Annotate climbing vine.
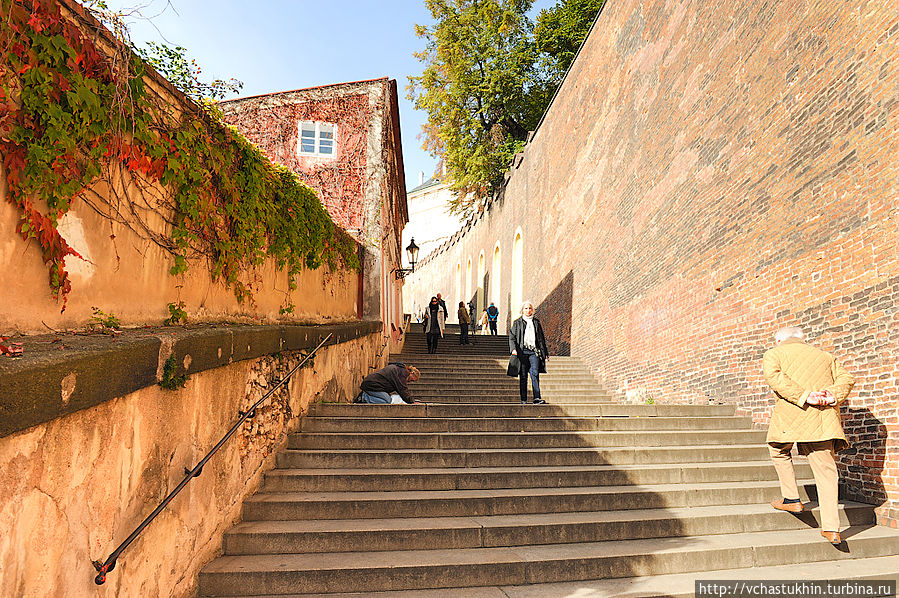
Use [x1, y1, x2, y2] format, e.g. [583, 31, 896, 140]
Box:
[0, 0, 358, 311]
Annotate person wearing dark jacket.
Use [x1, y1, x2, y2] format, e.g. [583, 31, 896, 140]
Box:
[359, 363, 421, 404]
[508, 300, 548, 404]
[422, 296, 446, 353]
[486, 302, 499, 335]
[436, 293, 449, 318]
[457, 301, 471, 344]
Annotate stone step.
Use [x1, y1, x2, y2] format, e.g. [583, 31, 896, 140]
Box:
[262, 453, 780, 491]
[414, 390, 612, 404]
[410, 363, 593, 371]
[409, 386, 608, 395]
[222, 502, 874, 555]
[307, 403, 737, 418]
[277, 438, 769, 468]
[197, 526, 899, 595]
[299, 416, 753, 433]
[241, 479, 817, 521]
[395, 354, 586, 362]
[215, 555, 899, 598]
[288, 430, 767, 450]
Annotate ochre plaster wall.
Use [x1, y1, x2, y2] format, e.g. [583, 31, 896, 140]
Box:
[405, 0, 899, 518]
[0, 167, 358, 334]
[0, 331, 381, 598]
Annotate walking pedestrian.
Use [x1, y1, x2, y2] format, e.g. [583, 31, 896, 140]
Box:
[508, 301, 548, 404]
[422, 296, 445, 354]
[457, 301, 471, 345]
[478, 309, 488, 335]
[468, 301, 477, 340]
[487, 302, 499, 335]
[436, 293, 449, 319]
[762, 326, 855, 546]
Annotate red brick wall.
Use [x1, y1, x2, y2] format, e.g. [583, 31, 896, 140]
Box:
[406, 0, 899, 517]
[221, 89, 373, 232]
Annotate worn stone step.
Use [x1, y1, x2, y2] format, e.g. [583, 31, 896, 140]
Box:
[287, 430, 765, 451]
[197, 526, 899, 595]
[263, 453, 781, 491]
[411, 392, 614, 402]
[307, 403, 737, 418]
[288, 430, 767, 450]
[222, 502, 875, 555]
[411, 386, 607, 395]
[278, 438, 768, 468]
[221, 555, 899, 598]
[299, 416, 752, 433]
[242, 479, 817, 521]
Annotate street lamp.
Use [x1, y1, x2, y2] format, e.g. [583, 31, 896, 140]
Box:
[394, 237, 420, 279]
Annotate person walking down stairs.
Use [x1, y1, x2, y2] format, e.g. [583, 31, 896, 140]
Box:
[509, 300, 548, 404]
[422, 296, 445, 354]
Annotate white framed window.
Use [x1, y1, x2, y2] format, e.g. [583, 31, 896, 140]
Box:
[297, 121, 337, 157]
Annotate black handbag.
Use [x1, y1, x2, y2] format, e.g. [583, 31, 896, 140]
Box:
[507, 355, 520, 377]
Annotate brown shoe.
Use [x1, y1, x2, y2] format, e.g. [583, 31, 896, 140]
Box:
[821, 530, 842, 545]
[770, 498, 803, 513]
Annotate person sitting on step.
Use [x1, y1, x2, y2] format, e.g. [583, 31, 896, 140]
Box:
[357, 363, 421, 404]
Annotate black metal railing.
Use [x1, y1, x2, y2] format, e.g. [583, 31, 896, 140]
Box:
[92, 333, 332, 585]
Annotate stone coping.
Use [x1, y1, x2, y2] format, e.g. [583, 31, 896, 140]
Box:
[0, 320, 381, 438]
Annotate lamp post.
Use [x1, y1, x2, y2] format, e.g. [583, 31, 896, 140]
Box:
[394, 238, 420, 279]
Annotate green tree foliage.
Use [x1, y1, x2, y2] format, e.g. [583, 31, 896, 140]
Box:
[408, 0, 551, 214]
[534, 0, 605, 79]
[410, 0, 605, 214]
[137, 42, 243, 101]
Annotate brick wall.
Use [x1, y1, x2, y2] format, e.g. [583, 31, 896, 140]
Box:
[405, 0, 899, 517]
[221, 84, 376, 232]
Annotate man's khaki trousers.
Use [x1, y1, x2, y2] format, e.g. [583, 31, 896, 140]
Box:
[768, 440, 839, 531]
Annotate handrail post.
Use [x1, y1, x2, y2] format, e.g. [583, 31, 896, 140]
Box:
[92, 333, 332, 585]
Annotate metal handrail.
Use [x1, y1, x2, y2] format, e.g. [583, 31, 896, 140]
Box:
[92, 333, 333, 585]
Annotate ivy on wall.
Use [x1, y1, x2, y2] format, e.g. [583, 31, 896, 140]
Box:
[0, 0, 358, 311]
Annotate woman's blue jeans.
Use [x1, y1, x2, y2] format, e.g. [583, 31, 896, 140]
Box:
[360, 390, 392, 404]
[519, 349, 541, 401]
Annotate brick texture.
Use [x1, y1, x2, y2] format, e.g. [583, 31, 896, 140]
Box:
[405, 0, 899, 517]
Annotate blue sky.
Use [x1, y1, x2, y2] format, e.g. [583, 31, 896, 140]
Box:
[102, 0, 554, 190]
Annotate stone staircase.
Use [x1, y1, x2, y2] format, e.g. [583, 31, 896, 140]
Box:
[199, 329, 899, 596]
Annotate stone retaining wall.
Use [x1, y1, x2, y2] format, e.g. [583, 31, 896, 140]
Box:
[0, 321, 384, 597]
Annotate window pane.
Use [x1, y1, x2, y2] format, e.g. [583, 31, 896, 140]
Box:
[301, 129, 315, 139]
[320, 130, 333, 140]
[319, 140, 333, 154]
[301, 141, 315, 152]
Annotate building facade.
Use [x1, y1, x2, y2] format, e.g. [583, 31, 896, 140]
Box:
[401, 172, 466, 320]
[221, 78, 408, 338]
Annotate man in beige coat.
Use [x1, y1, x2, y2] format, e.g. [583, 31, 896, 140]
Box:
[763, 326, 855, 545]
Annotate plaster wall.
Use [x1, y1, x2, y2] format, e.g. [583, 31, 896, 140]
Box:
[405, 0, 899, 517]
[0, 331, 381, 598]
[0, 152, 358, 337]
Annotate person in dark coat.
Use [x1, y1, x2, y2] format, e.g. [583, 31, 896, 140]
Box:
[508, 300, 548, 404]
[358, 363, 421, 404]
[457, 301, 471, 344]
[422, 296, 445, 354]
[486, 302, 499, 335]
[436, 293, 449, 319]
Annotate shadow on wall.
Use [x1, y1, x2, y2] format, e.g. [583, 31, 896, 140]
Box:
[536, 270, 574, 357]
[839, 407, 888, 507]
